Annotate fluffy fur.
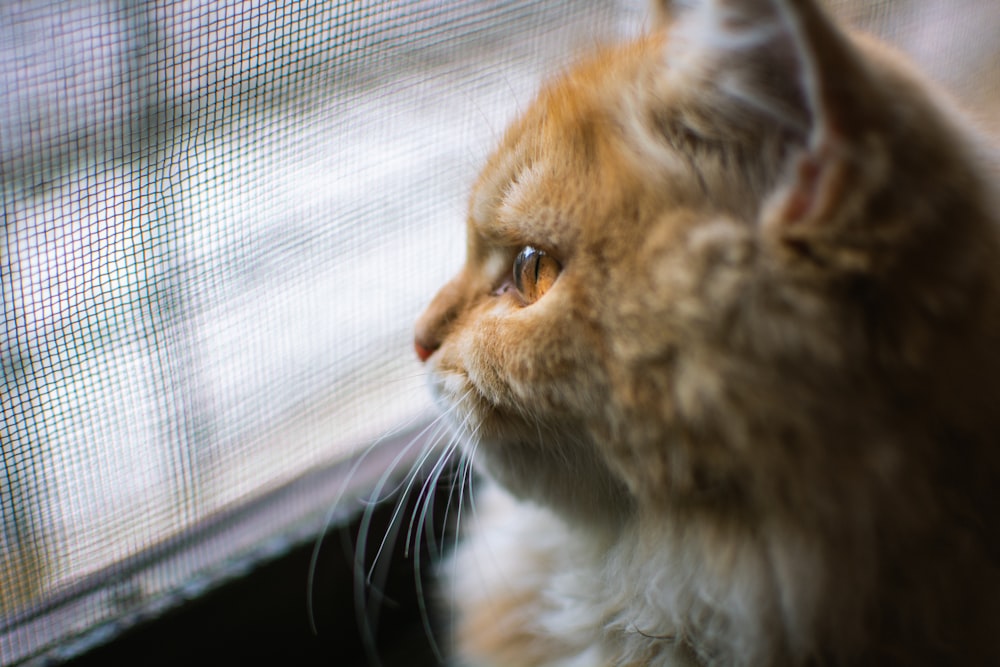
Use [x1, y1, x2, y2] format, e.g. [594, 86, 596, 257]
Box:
[415, 0, 1000, 664]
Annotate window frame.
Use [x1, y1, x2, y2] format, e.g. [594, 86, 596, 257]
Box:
[4, 428, 453, 667]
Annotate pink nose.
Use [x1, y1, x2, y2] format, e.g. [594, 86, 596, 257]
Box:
[415, 339, 437, 363]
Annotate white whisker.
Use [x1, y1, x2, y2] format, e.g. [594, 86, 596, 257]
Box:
[365, 421, 452, 581]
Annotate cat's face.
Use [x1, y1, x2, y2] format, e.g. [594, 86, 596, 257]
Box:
[416, 0, 999, 522]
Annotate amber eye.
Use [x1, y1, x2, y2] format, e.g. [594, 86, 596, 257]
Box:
[513, 246, 561, 304]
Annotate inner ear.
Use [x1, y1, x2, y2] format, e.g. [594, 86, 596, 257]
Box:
[769, 139, 854, 229]
[769, 0, 880, 226]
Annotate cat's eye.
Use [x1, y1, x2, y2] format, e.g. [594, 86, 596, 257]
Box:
[512, 246, 560, 304]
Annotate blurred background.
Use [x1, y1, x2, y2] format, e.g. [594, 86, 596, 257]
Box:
[1, 0, 997, 664]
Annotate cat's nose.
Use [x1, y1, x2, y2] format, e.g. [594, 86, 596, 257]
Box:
[414, 338, 438, 363]
[414, 309, 443, 362]
[414, 315, 443, 363]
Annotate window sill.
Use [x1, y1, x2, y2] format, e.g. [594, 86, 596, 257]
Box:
[8, 426, 451, 666]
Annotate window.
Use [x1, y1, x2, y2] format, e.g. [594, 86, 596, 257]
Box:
[1, 0, 996, 664]
[1, 1, 643, 663]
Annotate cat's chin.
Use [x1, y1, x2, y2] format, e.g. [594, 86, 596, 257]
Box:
[428, 368, 632, 524]
[465, 431, 633, 527]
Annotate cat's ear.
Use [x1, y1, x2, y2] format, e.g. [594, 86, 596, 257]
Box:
[664, 0, 876, 137]
[757, 0, 882, 232]
[665, 0, 885, 230]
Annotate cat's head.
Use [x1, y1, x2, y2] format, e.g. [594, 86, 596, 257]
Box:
[415, 0, 1000, 524]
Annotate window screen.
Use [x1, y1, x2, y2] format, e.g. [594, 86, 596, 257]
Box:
[0, 1, 644, 661]
[1, 0, 997, 664]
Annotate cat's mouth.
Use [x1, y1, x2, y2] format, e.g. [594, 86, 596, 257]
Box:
[427, 350, 558, 460]
[428, 367, 513, 445]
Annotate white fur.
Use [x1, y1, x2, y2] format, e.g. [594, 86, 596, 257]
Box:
[447, 482, 823, 666]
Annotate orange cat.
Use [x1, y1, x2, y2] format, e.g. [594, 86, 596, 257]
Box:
[415, 0, 1000, 664]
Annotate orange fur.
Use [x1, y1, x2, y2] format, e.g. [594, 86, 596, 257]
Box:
[417, 1, 1000, 665]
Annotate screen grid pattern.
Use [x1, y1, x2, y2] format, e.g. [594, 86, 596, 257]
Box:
[1, 1, 640, 661]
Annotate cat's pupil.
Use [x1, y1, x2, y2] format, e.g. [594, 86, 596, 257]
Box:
[515, 247, 536, 285]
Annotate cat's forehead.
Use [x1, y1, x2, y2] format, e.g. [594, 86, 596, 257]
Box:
[468, 43, 660, 251]
[468, 133, 580, 253]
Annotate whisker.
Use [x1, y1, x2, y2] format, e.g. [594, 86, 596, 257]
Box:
[353, 389, 475, 663]
[307, 407, 451, 635]
[437, 444, 467, 562]
[406, 392, 476, 559]
[410, 419, 478, 665]
[412, 433, 463, 561]
[445, 434, 480, 659]
[339, 384, 476, 663]
[352, 431, 441, 665]
[410, 446, 457, 665]
[356, 420, 452, 510]
[364, 420, 453, 582]
[407, 393, 478, 663]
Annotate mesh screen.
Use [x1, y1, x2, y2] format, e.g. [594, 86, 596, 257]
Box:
[0, 1, 643, 660]
[1, 0, 997, 663]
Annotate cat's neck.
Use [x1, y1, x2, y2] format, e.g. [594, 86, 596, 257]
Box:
[475, 433, 634, 528]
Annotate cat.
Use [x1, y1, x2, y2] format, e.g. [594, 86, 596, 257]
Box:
[414, 0, 1000, 664]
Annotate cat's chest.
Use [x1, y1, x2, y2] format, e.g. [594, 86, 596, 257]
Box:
[445, 485, 785, 667]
